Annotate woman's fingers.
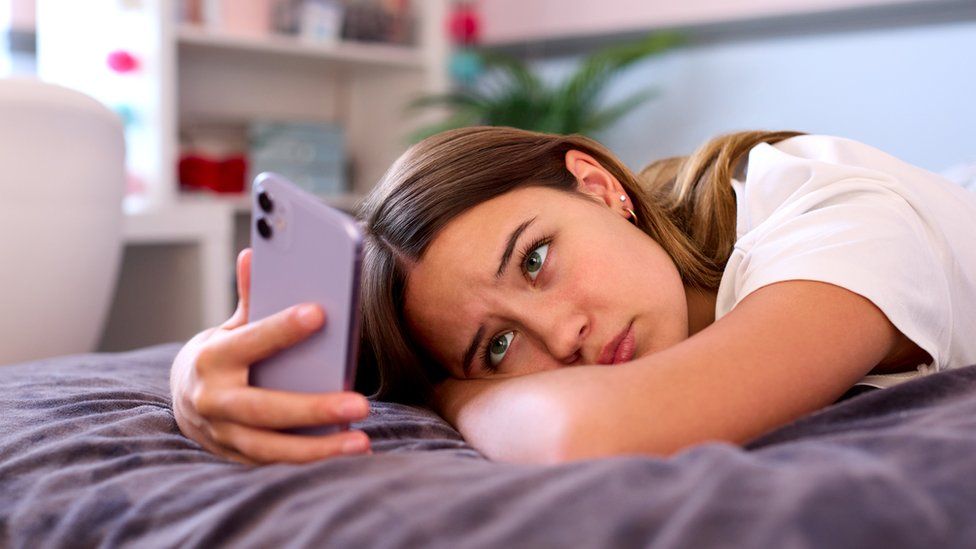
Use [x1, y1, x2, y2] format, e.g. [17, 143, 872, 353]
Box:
[221, 248, 253, 330]
[209, 303, 326, 367]
[198, 387, 369, 429]
[208, 422, 372, 464]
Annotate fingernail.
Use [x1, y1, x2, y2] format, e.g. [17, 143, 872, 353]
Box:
[297, 305, 322, 329]
[338, 397, 368, 419]
[342, 434, 369, 455]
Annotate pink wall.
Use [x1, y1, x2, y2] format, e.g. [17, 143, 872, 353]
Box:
[479, 0, 932, 44]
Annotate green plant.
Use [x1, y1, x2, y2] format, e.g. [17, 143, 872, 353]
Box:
[407, 32, 682, 142]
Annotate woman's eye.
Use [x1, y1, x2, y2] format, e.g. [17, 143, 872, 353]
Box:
[523, 243, 549, 281]
[488, 332, 514, 366]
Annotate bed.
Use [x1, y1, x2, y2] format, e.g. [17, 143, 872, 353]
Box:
[2, 343, 975, 547]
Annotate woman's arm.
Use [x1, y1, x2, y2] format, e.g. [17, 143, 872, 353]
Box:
[437, 280, 910, 464]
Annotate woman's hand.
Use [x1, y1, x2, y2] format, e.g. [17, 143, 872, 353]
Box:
[170, 248, 371, 465]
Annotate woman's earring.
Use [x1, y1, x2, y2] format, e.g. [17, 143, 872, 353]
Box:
[618, 194, 636, 223]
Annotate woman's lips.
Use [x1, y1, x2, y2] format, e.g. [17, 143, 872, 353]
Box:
[597, 322, 635, 365]
[612, 323, 636, 364]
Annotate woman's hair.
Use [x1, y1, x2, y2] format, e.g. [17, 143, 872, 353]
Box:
[356, 126, 802, 404]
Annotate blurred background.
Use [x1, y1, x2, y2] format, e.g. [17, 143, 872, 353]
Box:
[1, 0, 974, 363]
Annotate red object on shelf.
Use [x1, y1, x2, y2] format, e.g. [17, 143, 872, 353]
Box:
[179, 154, 248, 194]
[106, 50, 140, 73]
[447, 4, 479, 45]
[215, 156, 247, 193]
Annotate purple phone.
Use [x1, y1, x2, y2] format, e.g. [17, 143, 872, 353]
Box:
[247, 172, 363, 435]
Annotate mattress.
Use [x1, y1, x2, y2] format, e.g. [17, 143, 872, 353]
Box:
[2, 343, 975, 547]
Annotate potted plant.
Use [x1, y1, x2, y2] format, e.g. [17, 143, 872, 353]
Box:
[407, 32, 682, 141]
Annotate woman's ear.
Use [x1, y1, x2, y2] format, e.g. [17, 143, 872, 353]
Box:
[565, 149, 630, 210]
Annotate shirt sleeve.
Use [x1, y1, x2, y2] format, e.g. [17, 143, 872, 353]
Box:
[728, 177, 953, 371]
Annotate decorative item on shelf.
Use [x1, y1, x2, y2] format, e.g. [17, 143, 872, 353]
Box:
[448, 49, 482, 84]
[177, 0, 204, 25]
[300, 0, 344, 43]
[447, 1, 478, 44]
[183, 0, 272, 36]
[447, 48, 485, 86]
[179, 123, 250, 194]
[112, 104, 138, 128]
[249, 121, 347, 196]
[270, 0, 302, 35]
[106, 50, 140, 73]
[407, 32, 682, 142]
[447, 2, 480, 81]
[342, 0, 415, 45]
[179, 154, 248, 194]
[446, 2, 481, 85]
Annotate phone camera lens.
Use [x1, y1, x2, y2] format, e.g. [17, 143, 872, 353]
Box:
[257, 191, 274, 213]
[257, 217, 273, 239]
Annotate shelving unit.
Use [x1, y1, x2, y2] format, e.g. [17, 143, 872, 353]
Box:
[37, 0, 449, 351]
[176, 23, 426, 69]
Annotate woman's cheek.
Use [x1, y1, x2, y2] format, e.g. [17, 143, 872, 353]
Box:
[508, 339, 565, 377]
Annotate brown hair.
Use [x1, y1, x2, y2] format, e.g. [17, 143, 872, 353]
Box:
[357, 126, 802, 404]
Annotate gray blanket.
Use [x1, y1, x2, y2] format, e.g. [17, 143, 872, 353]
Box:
[1, 344, 974, 548]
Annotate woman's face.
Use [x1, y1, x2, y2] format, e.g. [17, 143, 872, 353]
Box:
[402, 155, 691, 380]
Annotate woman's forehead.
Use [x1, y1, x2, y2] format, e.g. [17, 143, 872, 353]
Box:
[408, 189, 537, 298]
[427, 187, 553, 257]
[401, 187, 559, 357]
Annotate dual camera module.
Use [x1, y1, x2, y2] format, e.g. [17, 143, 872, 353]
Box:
[256, 191, 274, 239]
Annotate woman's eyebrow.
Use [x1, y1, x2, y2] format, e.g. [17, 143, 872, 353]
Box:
[461, 216, 537, 377]
[461, 325, 485, 378]
[495, 217, 536, 279]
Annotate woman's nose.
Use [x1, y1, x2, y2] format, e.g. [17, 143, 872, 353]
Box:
[537, 310, 588, 364]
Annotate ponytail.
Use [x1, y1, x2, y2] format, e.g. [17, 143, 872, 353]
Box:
[637, 130, 804, 289]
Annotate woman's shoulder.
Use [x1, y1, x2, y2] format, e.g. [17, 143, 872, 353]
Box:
[735, 135, 888, 231]
[748, 134, 907, 180]
[740, 133, 970, 223]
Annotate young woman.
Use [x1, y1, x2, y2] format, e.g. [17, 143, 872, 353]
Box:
[170, 127, 976, 465]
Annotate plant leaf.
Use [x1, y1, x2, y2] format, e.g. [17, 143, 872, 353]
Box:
[560, 32, 681, 118]
[479, 51, 544, 97]
[405, 32, 682, 137]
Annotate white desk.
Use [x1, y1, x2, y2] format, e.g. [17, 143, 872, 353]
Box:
[98, 201, 236, 351]
[97, 192, 363, 352]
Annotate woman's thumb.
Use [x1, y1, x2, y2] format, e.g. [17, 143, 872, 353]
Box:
[222, 248, 252, 329]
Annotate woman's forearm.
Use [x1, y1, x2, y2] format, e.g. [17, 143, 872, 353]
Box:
[438, 281, 898, 464]
[437, 376, 571, 463]
[445, 352, 836, 464]
[441, 360, 734, 463]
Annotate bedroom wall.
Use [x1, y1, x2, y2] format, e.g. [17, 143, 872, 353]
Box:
[528, 19, 976, 172]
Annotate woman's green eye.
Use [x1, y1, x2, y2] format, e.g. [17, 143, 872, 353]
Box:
[488, 332, 514, 366]
[523, 243, 549, 281]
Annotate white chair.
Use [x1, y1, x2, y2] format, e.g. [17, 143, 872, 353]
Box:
[0, 78, 124, 365]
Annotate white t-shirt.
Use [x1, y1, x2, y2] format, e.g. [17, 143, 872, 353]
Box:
[715, 135, 976, 389]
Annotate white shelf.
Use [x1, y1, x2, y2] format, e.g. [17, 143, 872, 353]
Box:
[38, 0, 449, 352]
[176, 25, 425, 70]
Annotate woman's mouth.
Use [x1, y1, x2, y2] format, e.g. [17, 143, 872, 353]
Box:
[598, 322, 636, 365]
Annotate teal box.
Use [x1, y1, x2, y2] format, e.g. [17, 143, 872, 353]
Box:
[249, 121, 346, 195]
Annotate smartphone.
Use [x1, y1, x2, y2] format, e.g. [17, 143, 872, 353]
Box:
[247, 172, 363, 435]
